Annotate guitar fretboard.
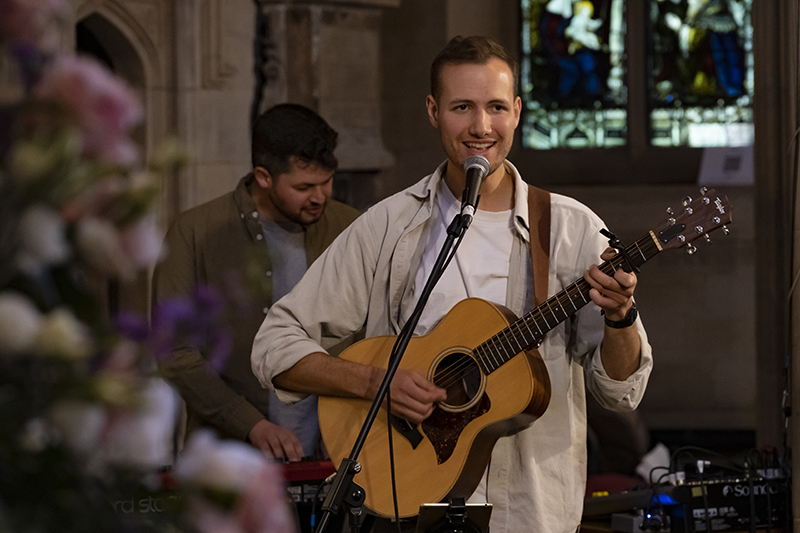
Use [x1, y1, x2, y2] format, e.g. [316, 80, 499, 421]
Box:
[473, 231, 662, 375]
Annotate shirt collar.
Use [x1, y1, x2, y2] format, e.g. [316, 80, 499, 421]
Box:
[410, 160, 531, 242]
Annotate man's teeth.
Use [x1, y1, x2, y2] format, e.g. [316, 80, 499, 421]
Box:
[465, 142, 493, 149]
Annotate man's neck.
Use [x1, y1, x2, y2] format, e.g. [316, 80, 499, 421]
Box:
[442, 160, 515, 212]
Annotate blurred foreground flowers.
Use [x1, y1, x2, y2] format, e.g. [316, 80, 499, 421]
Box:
[0, 1, 295, 532]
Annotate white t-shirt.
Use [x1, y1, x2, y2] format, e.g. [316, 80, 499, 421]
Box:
[410, 179, 515, 336]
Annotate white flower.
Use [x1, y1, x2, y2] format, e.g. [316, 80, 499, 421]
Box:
[7, 133, 79, 187]
[0, 291, 43, 356]
[119, 216, 164, 269]
[175, 430, 268, 492]
[19, 418, 58, 452]
[75, 216, 133, 279]
[48, 400, 107, 455]
[34, 307, 93, 359]
[99, 378, 178, 469]
[15, 204, 70, 274]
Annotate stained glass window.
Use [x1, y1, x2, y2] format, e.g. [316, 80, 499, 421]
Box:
[520, 0, 627, 149]
[647, 0, 754, 147]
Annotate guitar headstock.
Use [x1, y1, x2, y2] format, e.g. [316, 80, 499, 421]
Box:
[654, 188, 732, 253]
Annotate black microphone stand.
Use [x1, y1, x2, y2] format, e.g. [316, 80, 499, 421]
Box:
[316, 194, 478, 533]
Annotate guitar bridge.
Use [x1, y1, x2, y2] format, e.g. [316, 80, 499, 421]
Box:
[391, 417, 423, 449]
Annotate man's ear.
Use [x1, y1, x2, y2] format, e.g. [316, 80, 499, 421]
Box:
[426, 94, 440, 128]
[253, 166, 273, 189]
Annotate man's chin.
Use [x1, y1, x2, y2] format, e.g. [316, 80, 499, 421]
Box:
[299, 210, 323, 225]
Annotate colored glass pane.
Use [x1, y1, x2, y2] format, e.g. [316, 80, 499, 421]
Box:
[648, 0, 754, 147]
[520, 0, 627, 149]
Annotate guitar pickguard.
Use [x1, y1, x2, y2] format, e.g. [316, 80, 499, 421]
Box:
[421, 393, 491, 465]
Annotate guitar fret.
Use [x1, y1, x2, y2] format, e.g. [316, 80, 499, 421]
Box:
[539, 309, 553, 329]
[546, 299, 558, 321]
[552, 297, 566, 320]
[565, 289, 578, 311]
[486, 342, 502, 370]
[497, 336, 511, 360]
[509, 326, 525, 352]
[522, 318, 535, 342]
[532, 315, 545, 337]
[632, 241, 646, 263]
[474, 345, 492, 374]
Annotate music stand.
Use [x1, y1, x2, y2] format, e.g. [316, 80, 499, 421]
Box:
[415, 499, 492, 533]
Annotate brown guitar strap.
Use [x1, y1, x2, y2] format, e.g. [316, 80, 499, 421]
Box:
[527, 185, 551, 307]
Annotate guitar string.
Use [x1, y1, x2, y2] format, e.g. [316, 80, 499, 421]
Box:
[429, 238, 659, 393]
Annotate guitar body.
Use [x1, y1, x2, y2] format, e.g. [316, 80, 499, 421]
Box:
[317, 298, 552, 518]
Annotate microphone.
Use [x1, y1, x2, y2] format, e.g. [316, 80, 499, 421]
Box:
[460, 155, 490, 225]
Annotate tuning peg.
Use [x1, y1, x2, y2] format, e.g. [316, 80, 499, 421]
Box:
[686, 243, 697, 255]
[666, 206, 674, 216]
[682, 196, 693, 207]
[700, 186, 708, 195]
[722, 225, 730, 235]
[704, 234, 712, 244]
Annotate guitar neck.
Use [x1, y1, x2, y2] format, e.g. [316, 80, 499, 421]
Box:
[474, 231, 662, 375]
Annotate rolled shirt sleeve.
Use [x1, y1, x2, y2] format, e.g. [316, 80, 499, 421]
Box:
[251, 213, 379, 403]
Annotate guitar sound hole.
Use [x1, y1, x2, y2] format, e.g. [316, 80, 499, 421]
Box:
[432, 351, 482, 410]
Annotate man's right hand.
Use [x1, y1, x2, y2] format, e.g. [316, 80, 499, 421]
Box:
[248, 419, 304, 462]
[383, 369, 447, 425]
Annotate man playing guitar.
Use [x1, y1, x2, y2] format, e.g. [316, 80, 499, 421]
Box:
[251, 36, 652, 533]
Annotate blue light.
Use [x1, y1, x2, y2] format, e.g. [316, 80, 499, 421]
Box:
[654, 493, 678, 505]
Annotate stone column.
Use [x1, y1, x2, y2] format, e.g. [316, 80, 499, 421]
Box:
[256, 0, 398, 209]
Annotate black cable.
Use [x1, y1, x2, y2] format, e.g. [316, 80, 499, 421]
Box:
[310, 478, 329, 533]
[641, 467, 670, 531]
[670, 446, 747, 475]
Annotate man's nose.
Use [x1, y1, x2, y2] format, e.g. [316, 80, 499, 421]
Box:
[310, 183, 331, 203]
[469, 109, 491, 137]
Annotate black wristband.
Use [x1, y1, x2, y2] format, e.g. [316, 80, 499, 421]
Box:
[602, 303, 638, 329]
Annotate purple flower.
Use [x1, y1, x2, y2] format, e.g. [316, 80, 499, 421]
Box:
[114, 311, 149, 343]
[117, 286, 233, 370]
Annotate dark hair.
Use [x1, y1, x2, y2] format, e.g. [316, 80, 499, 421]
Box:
[430, 36, 519, 99]
[251, 103, 338, 176]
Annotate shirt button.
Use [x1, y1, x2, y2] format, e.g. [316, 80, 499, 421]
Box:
[266, 271, 272, 277]
[256, 234, 263, 240]
[251, 212, 258, 219]
[240, 213, 245, 219]
[262, 307, 269, 314]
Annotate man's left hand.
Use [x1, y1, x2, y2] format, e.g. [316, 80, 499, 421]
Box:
[584, 247, 637, 321]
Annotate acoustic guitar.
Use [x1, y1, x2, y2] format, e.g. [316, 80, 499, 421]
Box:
[318, 189, 733, 518]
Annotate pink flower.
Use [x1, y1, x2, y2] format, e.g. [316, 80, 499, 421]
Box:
[176, 431, 298, 533]
[236, 464, 298, 533]
[0, 0, 65, 49]
[34, 55, 142, 165]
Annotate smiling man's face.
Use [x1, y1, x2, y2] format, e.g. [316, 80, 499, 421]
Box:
[426, 57, 521, 179]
